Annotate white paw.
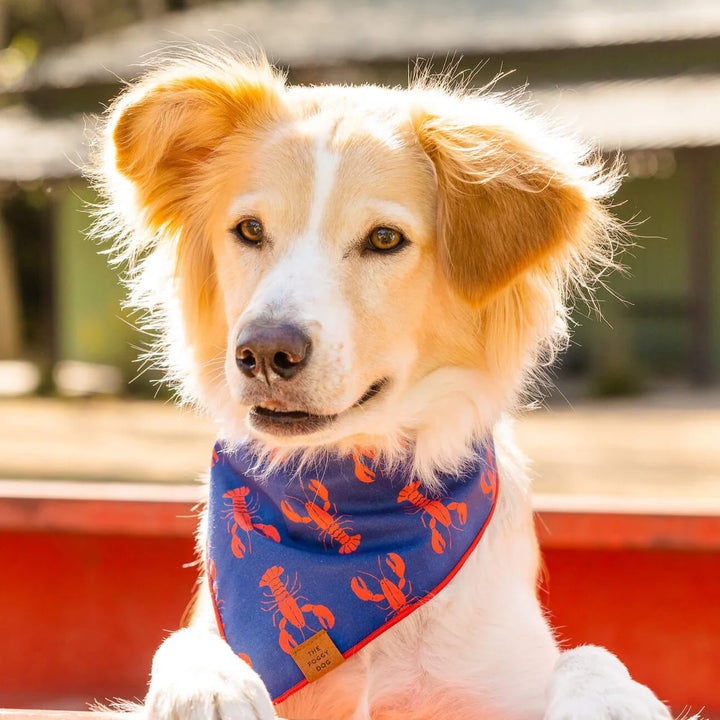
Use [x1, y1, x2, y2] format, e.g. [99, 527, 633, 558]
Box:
[545, 646, 672, 720]
[144, 628, 276, 720]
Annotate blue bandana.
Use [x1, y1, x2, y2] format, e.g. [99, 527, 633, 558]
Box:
[207, 440, 499, 703]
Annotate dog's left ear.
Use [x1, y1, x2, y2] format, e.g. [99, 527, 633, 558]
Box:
[104, 58, 285, 229]
[414, 106, 594, 306]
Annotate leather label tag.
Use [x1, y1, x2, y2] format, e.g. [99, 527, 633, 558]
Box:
[289, 629, 345, 683]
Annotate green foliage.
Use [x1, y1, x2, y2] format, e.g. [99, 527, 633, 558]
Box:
[1, 0, 224, 53]
[589, 366, 645, 398]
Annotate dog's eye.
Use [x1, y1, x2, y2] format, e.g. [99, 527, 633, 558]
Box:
[367, 227, 406, 253]
[232, 218, 264, 246]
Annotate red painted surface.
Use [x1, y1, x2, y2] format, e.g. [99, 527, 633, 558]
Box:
[0, 712, 122, 719]
[542, 548, 720, 715]
[0, 486, 717, 718]
[0, 530, 197, 708]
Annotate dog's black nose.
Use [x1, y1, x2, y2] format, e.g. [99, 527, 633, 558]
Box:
[236, 323, 311, 381]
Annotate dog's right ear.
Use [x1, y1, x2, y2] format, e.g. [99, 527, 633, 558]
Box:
[104, 58, 285, 226]
[412, 99, 612, 308]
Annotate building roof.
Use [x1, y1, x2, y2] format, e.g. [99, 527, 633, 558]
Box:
[530, 74, 720, 151]
[23, 0, 720, 91]
[0, 106, 88, 182]
[2, 73, 720, 184]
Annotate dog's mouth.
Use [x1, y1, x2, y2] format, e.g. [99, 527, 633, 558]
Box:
[249, 378, 389, 437]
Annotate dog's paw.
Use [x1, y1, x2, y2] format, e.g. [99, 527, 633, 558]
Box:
[144, 628, 275, 720]
[544, 645, 672, 720]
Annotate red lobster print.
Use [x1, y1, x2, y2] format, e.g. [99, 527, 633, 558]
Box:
[260, 566, 335, 653]
[222, 486, 280, 558]
[281, 479, 361, 554]
[480, 445, 498, 497]
[208, 558, 224, 613]
[348, 447, 382, 483]
[209, 559, 253, 667]
[397, 481, 467, 553]
[268, 447, 289, 465]
[350, 553, 415, 619]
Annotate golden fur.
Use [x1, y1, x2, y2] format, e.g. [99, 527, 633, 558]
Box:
[96, 52, 620, 440]
[90, 51, 682, 720]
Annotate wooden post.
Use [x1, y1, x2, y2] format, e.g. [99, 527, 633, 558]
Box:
[0, 217, 21, 358]
[686, 147, 715, 385]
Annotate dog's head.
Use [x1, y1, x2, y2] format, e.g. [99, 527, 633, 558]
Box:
[98, 53, 619, 470]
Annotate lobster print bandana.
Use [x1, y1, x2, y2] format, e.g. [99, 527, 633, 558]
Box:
[207, 439, 499, 703]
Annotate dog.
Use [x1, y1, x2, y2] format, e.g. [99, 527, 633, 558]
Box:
[95, 50, 681, 720]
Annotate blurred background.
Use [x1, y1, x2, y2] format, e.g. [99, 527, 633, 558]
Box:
[0, 0, 719, 488]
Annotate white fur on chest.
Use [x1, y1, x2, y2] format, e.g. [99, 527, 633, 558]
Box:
[277, 426, 557, 720]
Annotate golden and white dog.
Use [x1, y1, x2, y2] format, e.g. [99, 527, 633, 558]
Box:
[97, 52, 677, 720]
